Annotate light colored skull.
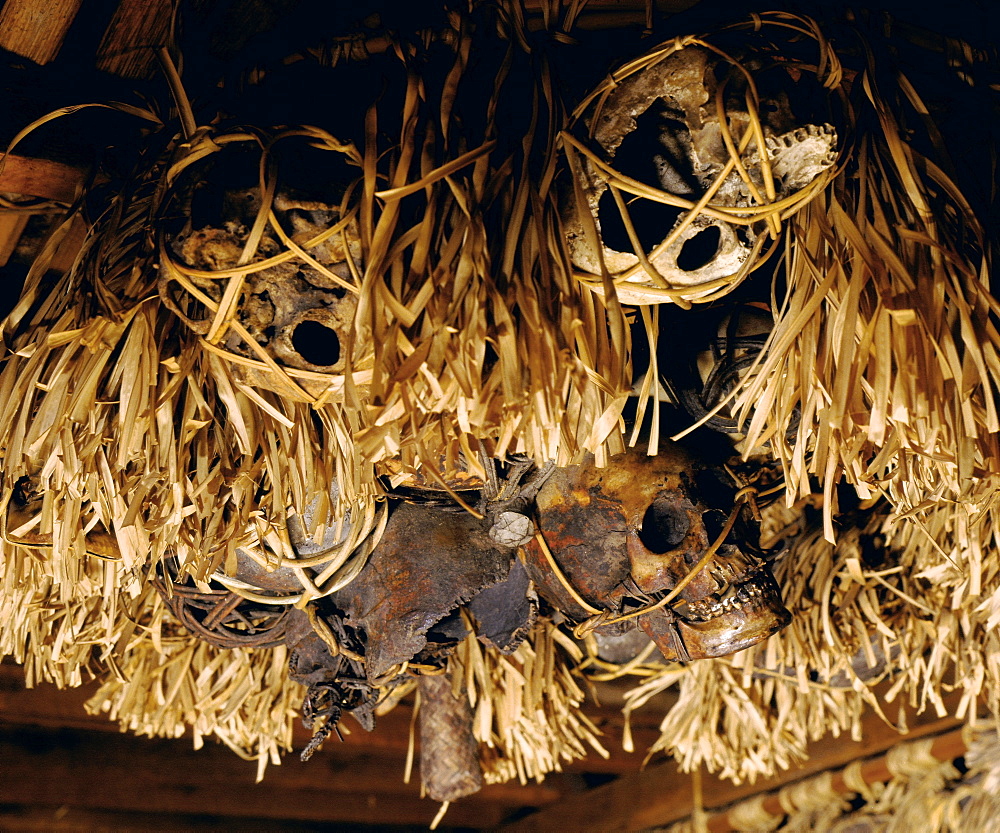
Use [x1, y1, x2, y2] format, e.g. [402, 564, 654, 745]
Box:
[563, 44, 837, 305]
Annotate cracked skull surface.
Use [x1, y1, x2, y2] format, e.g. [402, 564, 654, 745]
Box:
[563, 42, 837, 304]
[521, 443, 791, 661]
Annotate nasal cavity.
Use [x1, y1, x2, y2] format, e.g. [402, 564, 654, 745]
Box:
[676, 225, 721, 271]
[292, 320, 341, 366]
[638, 498, 691, 554]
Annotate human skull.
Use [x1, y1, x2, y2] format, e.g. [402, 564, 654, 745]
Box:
[164, 189, 362, 400]
[520, 443, 790, 661]
[157, 130, 368, 402]
[563, 44, 837, 304]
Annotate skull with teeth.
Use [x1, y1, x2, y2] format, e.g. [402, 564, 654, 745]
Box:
[563, 42, 838, 305]
[521, 443, 790, 661]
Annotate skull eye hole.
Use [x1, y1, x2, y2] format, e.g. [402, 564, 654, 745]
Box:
[598, 189, 683, 255]
[292, 320, 341, 367]
[702, 508, 729, 544]
[638, 499, 691, 553]
[676, 225, 721, 271]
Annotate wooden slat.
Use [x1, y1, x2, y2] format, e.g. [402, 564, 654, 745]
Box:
[0, 662, 668, 774]
[0, 211, 30, 266]
[0, 154, 88, 204]
[0, 0, 82, 65]
[502, 687, 970, 833]
[96, 0, 175, 79]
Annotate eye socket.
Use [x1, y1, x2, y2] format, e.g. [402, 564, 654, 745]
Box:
[676, 225, 721, 271]
[702, 508, 729, 544]
[638, 498, 691, 553]
[292, 319, 341, 366]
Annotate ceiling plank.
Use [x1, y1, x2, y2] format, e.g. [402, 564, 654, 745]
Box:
[0, 805, 430, 833]
[0, 0, 82, 65]
[502, 688, 969, 833]
[0, 722, 528, 829]
[96, 0, 175, 79]
[0, 662, 669, 774]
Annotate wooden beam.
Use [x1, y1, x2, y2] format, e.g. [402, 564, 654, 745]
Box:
[0, 722, 539, 829]
[96, 0, 175, 80]
[0, 662, 667, 774]
[0, 805, 347, 833]
[0, 0, 83, 65]
[502, 688, 970, 833]
[0, 154, 88, 204]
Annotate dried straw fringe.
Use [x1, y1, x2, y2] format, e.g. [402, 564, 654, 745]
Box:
[351, 19, 628, 474]
[734, 30, 999, 544]
[85, 588, 303, 784]
[445, 619, 609, 786]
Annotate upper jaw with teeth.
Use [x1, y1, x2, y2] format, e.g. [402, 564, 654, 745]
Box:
[657, 549, 775, 624]
[682, 568, 774, 623]
[636, 550, 791, 661]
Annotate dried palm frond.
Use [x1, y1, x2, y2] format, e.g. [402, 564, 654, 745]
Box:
[86, 586, 304, 783]
[444, 617, 608, 785]
[733, 17, 999, 545]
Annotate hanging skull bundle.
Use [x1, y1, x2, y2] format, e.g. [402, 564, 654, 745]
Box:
[521, 443, 791, 662]
[561, 24, 840, 305]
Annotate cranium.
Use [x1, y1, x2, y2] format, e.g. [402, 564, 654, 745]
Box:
[160, 141, 367, 401]
[521, 443, 790, 661]
[563, 44, 837, 304]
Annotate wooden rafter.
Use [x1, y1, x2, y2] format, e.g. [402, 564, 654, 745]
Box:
[0, 0, 82, 65]
[502, 687, 971, 833]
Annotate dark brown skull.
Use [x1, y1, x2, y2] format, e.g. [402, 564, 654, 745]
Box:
[521, 443, 790, 661]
